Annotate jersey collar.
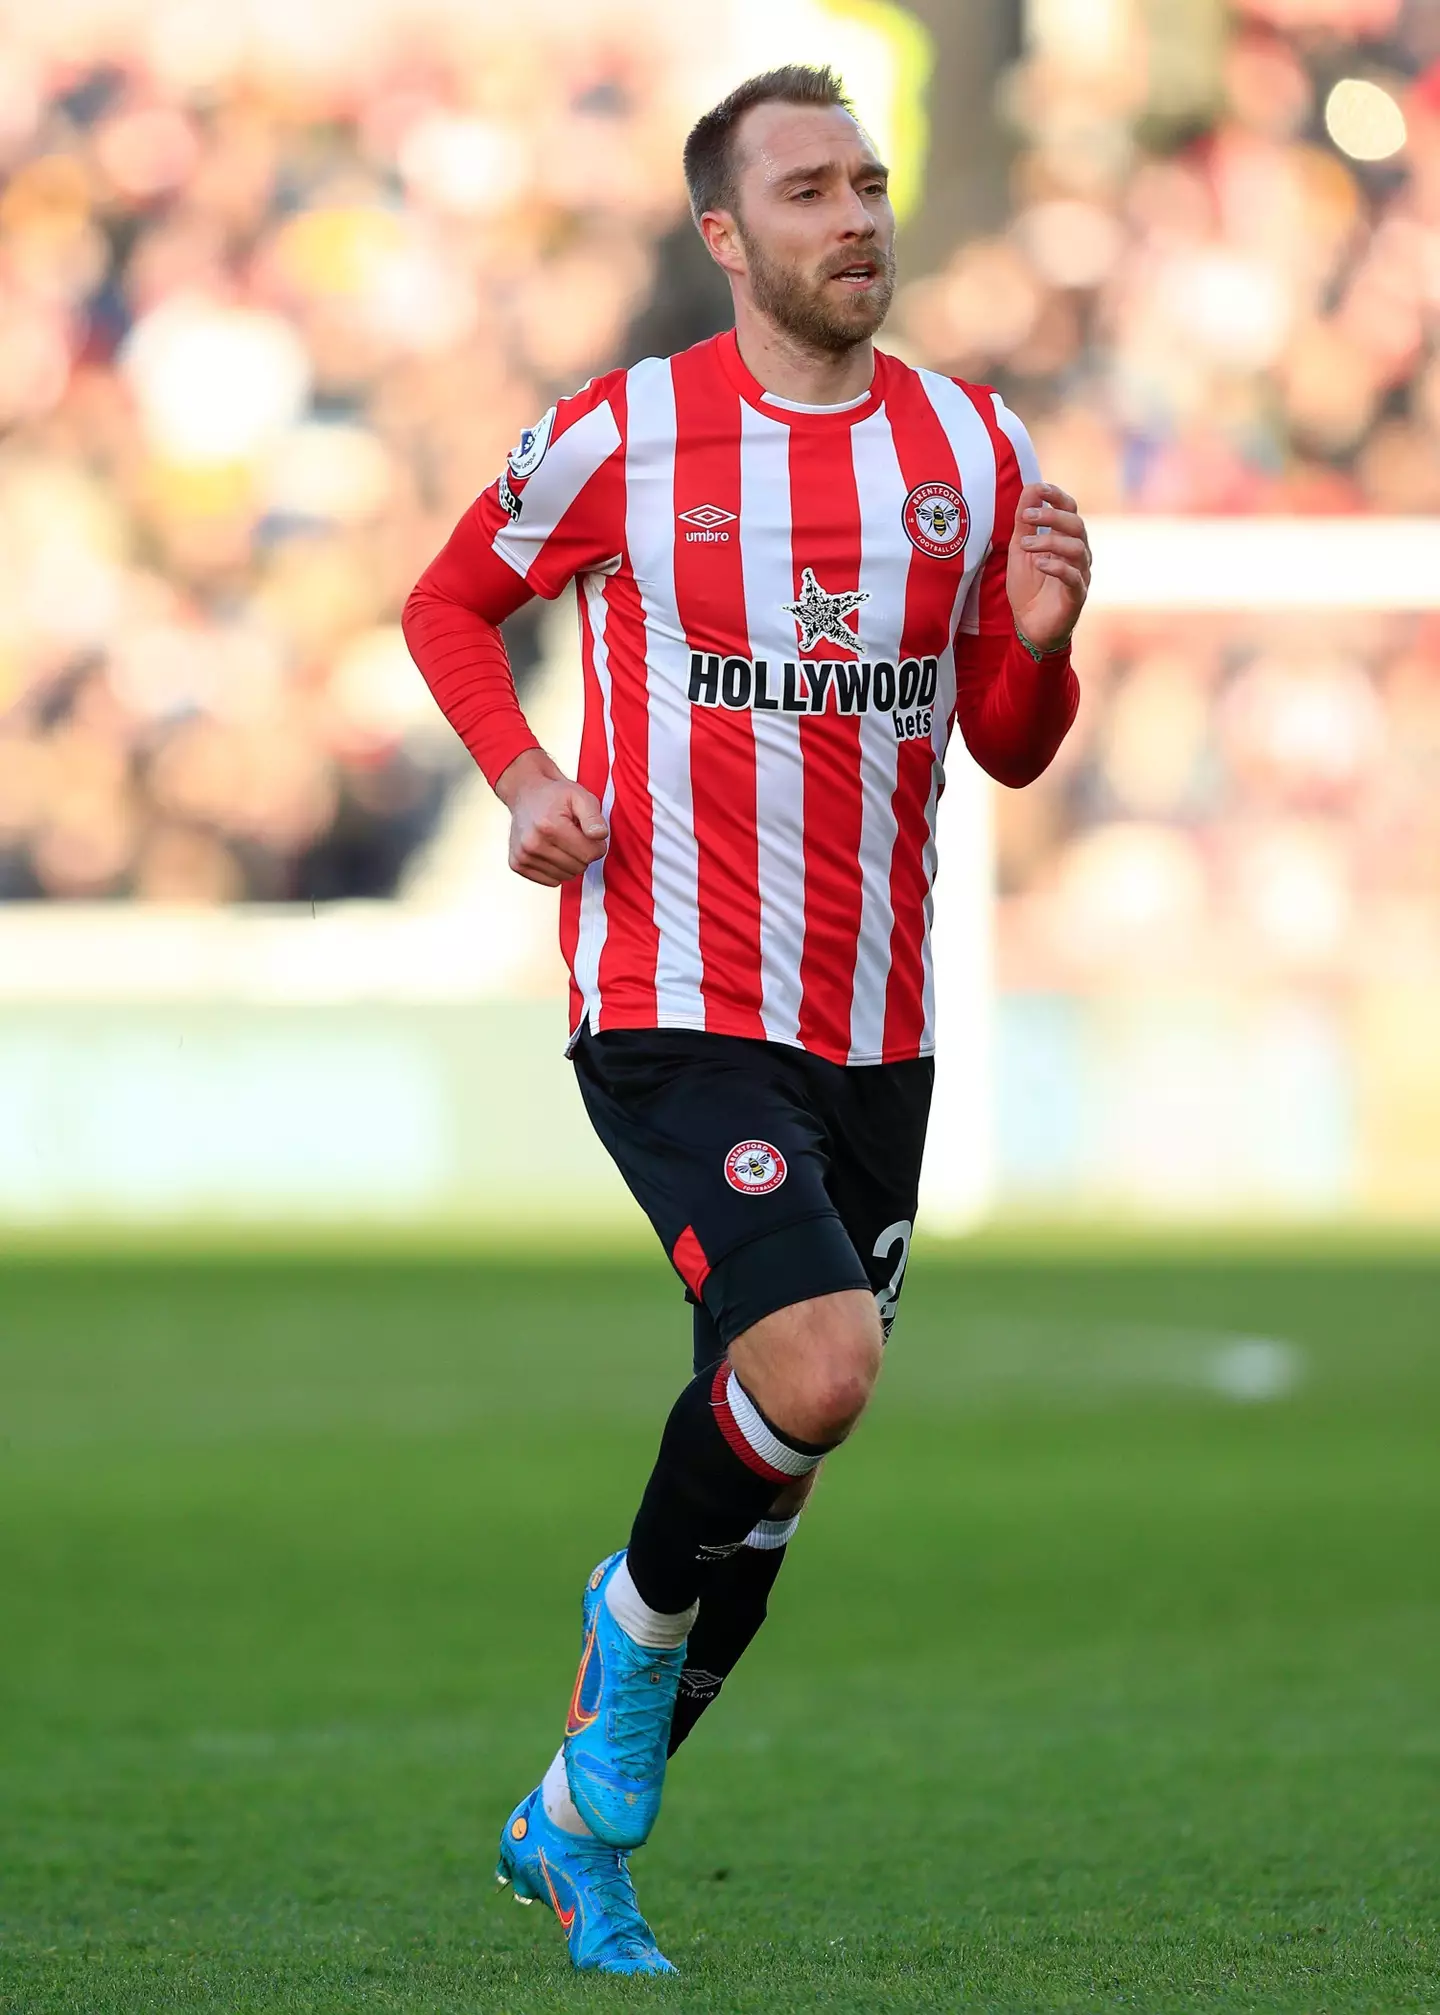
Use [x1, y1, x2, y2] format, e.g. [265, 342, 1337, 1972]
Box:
[715, 329, 888, 427]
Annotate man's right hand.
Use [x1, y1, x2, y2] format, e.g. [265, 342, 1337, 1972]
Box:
[496, 748, 609, 887]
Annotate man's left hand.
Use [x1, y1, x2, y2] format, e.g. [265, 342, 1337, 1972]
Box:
[1007, 481, 1091, 652]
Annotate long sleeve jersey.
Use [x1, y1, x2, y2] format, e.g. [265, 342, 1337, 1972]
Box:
[404, 330, 1079, 1066]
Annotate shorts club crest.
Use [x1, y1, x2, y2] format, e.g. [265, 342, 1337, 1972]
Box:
[724, 1140, 787, 1195]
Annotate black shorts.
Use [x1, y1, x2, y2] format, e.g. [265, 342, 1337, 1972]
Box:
[572, 1023, 933, 1371]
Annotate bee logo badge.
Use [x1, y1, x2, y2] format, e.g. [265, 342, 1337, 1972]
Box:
[724, 1140, 788, 1195]
[902, 481, 969, 560]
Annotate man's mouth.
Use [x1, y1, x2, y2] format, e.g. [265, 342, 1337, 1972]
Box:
[828, 258, 881, 287]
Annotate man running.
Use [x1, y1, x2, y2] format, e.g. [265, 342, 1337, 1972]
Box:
[403, 63, 1089, 1976]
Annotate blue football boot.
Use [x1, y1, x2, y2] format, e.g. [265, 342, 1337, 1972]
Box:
[563, 1550, 685, 1849]
[495, 1786, 676, 1976]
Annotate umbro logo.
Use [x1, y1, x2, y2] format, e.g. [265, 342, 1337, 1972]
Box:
[678, 502, 736, 544]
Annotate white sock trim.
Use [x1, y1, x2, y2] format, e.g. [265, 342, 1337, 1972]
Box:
[541, 1746, 592, 1836]
[744, 1512, 801, 1551]
[724, 1369, 822, 1478]
[604, 1555, 698, 1650]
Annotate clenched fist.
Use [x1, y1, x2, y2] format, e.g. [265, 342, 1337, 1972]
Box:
[497, 748, 609, 887]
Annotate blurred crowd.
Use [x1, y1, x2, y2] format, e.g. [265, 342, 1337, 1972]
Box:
[998, 607, 1440, 986]
[0, 0, 691, 900]
[900, 0, 1440, 517]
[893, 0, 1440, 981]
[3, 0, 1440, 978]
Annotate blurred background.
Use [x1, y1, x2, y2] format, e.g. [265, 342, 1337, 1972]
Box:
[3, 0, 1440, 1230]
[8, 20, 1438, 2006]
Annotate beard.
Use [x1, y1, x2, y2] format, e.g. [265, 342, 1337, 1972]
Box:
[739, 228, 896, 354]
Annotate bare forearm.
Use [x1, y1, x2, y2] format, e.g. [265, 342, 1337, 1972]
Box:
[495, 745, 567, 810]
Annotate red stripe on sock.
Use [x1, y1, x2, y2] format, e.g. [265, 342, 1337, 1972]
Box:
[709, 1362, 791, 1485]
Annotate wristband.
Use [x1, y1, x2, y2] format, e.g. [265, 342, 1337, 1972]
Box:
[1015, 623, 1073, 662]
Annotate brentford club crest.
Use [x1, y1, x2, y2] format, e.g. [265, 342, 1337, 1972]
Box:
[903, 481, 969, 560]
[724, 1140, 788, 1195]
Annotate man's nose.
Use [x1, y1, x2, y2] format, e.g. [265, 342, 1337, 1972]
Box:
[836, 188, 879, 238]
[837, 207, 876, 240]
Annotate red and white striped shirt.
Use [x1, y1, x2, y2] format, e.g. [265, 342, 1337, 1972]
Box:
[404, 331, 1078, 1066]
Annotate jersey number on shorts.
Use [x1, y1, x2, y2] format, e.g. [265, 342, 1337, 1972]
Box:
[872, 1219, 913, 1335]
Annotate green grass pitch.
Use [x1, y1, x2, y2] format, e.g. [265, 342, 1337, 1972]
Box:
[1, 1244, 1437, 2013]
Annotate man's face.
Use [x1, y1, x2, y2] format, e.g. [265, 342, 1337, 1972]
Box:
[717, 101, 896, 352]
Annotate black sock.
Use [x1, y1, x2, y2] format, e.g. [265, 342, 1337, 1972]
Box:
[668, 1537, 790, 1755]
[626, 1360, 831, 1615]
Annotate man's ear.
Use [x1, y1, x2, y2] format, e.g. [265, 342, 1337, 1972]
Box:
[699, 208, 746, 280]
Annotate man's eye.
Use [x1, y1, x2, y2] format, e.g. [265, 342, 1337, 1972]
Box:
[792, 187, 819, 200]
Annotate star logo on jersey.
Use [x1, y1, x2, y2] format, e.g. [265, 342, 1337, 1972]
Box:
[782, 567, 870, 653]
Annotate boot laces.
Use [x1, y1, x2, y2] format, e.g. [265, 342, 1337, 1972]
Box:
[574, 1840, 657, 1956]
[609, 1636, 677, 1779]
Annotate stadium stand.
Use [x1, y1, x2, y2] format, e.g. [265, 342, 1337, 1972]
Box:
[0, 0, 1436, 1000]
[0, 2, 689, 899]
[895, 1, 1440, 986]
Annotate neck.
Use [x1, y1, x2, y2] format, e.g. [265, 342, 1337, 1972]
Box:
[732, 297, 875, 407]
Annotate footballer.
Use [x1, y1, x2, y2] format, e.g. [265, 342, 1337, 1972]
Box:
[404, 63, 1089, 1975]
